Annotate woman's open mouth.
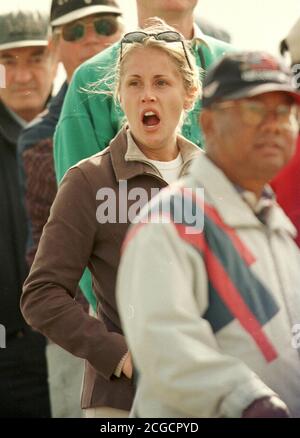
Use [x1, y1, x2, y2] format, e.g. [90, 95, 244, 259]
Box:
[142, 110, 161, 129]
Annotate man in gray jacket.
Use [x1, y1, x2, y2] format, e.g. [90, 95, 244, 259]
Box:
[117, 51, 300, 418]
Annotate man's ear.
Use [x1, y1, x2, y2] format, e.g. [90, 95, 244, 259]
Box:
[47, 36, 56, 54]
[47, 35, 61, 63]
[47, 36, 53, 52]
[200, 108, 214, 135]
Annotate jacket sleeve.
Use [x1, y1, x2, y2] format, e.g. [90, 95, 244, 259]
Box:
[22, 138, 97, 310]
[21, 167, 128, 380]
[116, 222, 276, 417]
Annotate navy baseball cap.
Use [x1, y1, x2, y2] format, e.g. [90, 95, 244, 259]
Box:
[50, 0, 121, 27]
[202, 51, 300, 107]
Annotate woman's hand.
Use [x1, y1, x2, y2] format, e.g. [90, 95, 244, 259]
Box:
[122, 352, 133, 379]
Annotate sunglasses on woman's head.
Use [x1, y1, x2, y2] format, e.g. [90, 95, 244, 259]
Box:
[58, 15, 120, 42]
[120, 31, 192, 70]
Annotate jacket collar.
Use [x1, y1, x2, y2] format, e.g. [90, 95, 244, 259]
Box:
[191, 153, 296, 236]
[110, 126, 200, 182]
[125, 129, 199, 165]
[192, 24, 210, 47]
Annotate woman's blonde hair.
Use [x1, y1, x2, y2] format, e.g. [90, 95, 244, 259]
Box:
[87, 18, 201, 107]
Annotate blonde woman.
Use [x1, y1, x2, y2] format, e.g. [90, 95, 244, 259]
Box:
[21, 19, 201, 418]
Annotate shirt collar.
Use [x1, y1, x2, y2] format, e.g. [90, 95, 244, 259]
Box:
[6, 106, 27, 128]
[235, 185, 275, 211]
[192, 23, 211, 47]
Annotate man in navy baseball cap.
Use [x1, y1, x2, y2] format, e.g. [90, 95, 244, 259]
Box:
[50, 0, 123, 81]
